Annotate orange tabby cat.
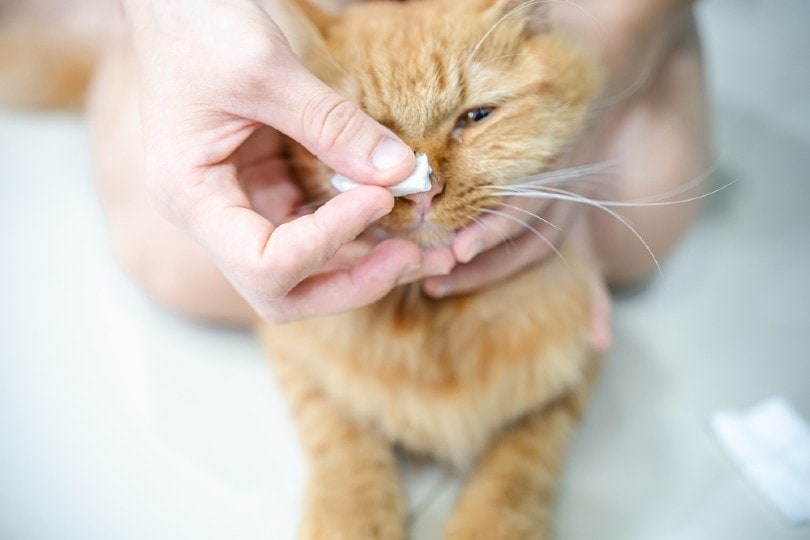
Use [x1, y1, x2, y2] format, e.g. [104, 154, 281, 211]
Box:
[0, 0, 602, 536]
[259, 0, 601, 538]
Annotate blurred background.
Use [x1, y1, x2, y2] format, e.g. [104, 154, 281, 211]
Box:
[1, 0, 808, 538]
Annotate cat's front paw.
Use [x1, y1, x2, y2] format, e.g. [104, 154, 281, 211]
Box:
[299, 478, 406, 540]
[299, 512, 405, 540]
[443, 509, 549, 540]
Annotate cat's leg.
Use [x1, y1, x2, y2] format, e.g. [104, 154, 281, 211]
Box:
[272, 355, 406, 540]
[443, 383, 592, 540]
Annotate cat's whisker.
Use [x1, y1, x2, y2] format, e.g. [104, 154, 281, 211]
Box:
[474, 51, 561, 78]
[601, 156, 726, 205]
[481, 158, 733, 277]
[501, 153, 729, 205]
[474, 160, 618, 196]
[528, 1, 647, 109]
[496, 201, 562, 231]
[468, 0, 552, 64]
[515, 159, 619, 186]
[469, 204, 569, 266]
[500, 169, 733, 209]
[483, 186, 660, 275]
[477, 52, 534, 66]
[591, 63, 656, 110]
[468, 211, 514, 254]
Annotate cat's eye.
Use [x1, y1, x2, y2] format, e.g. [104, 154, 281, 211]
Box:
[451, 106, 496, 143]
[454, 106, 496, 130]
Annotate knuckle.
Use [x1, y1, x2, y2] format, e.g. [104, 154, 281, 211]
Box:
[301, 93, 364, 156]
[258, 263, 294, 303]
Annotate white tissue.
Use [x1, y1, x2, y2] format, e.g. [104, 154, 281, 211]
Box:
[330, 153, 432, 197]
[712, 396, 810, 525]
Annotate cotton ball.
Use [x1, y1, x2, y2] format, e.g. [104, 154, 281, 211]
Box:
[330, 153, 432, 197]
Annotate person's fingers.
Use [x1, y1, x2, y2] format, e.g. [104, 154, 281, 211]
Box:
[273, 238, 421, 322]
[455, 196, 580, 267]
[451, 198, 562, 264]
[185, 179, 416, 309]
[249, 51, 415, 187]
[423, 225, 566, 299]
[395, 246, 456, 285]
[428, 199, 583, 298]
[257, 188, 398, 296]
[427, 216, 612, 348]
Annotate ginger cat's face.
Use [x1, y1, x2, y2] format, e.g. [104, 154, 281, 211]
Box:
[294, 0, 599, 247]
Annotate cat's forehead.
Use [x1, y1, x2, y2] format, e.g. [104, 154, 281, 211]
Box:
[327, 4, 517, 139]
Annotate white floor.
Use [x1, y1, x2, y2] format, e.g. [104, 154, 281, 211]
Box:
[1, 1, 809, 539]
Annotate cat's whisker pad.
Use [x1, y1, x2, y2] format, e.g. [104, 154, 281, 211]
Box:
[330, 153, 433, 197]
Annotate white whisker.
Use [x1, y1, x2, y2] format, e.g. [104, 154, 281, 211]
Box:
[517, 159, 619, 186]
[476, 52, 533, 68]
[470, 205, 568, 266]
[468, 212, 513, 253]
[481, 187, 660, 275]
[603, 156, 727, 205]
[496, 201, 562, 230]
[468, 0, 559, 64]
[497, 176, 734, 209]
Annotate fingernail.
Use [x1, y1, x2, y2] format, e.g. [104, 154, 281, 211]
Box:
[458, 241, 483, 264]
[371, 137, 412, 172]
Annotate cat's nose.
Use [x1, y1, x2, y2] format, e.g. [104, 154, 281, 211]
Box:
[401, 176, 444, 214]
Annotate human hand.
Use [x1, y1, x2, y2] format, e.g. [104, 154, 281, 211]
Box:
[122, 0, 430, 323]
[423, 0, 709, 350]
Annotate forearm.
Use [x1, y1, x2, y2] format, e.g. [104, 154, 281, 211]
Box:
[593, 18, 710, 287]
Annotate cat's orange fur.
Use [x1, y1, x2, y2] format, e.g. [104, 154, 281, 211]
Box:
[259, 1, 602, 538]
[0, 0, 603, 536]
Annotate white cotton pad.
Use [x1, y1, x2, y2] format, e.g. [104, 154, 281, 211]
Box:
[330, 153, 432, 197]
[712, 397, 810, 525]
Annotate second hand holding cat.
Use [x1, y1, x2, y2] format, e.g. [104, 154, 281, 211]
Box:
[424, 0, 708, 351]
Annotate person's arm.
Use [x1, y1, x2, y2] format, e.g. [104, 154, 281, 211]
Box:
[559, 0, 709, 287]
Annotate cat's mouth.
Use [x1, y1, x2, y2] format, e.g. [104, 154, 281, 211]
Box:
[360, 175, 462, 247]
[368, 180, 504, 248]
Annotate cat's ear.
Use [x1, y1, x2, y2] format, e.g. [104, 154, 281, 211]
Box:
[479, 0, 551, 36]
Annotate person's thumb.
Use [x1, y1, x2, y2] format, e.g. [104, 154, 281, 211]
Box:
[257, 55, 415, 186]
